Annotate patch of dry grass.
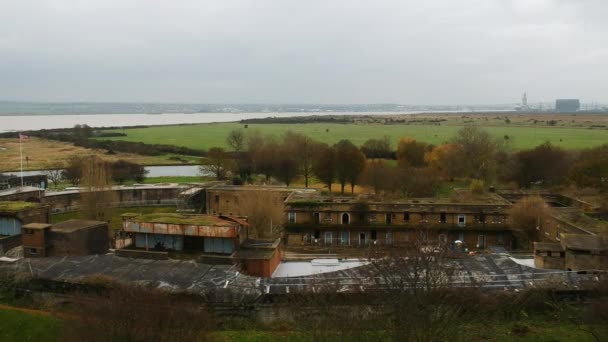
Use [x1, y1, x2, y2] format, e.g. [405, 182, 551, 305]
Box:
[0, 137, 187, 172]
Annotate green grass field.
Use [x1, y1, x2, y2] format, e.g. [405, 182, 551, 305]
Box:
[0, 308, 62, 342]
[99, 122, 608, 151]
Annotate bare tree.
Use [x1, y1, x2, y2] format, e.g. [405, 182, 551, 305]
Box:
[312, 144, 336, 192]
[226, 128, 245, 152]
[63, 283, 212, 342]
[283, 131, 317, 187]
[237, 190, 284, 238]
[367, 242, 463, 341]
[360, 159, 392, 194]
[200, 147, 233, 180]
[80, 156, 116, 222]
[509, 195, 551, 249]
[451, 125, 498, 182]
[334, 139, 366, 194]
[45, 161, 65, 189]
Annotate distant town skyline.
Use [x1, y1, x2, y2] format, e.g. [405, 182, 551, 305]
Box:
[1, 1, 607, 104]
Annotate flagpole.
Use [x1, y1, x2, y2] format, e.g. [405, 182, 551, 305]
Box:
[19, 133, 24, 187]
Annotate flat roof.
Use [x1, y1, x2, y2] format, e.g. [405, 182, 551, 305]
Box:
[22, 223, 52, 230]
[0, 187, 43, 197]
[51, 219, 107, 233]
[286, 192, 512, 206]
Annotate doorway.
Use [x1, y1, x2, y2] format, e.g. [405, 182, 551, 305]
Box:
[359, 232, 366, 246]
[342, 213, 350, 225]
[477, 234, 486, 249]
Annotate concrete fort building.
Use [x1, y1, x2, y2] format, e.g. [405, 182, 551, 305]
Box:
[283, 191, 513, 250]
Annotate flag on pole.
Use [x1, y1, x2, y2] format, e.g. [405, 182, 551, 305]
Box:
[19, 133, 29, 140]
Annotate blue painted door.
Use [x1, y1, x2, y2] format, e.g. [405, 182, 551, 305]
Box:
[0, 218, 21, 236]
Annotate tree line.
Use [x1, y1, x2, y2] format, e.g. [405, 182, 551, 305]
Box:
[202, 126, 608, 197]
[59, 156, 148, 186]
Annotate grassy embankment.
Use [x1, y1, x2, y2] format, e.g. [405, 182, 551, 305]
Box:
[0, 306, 605, 342]
[98, 121, 608, 151]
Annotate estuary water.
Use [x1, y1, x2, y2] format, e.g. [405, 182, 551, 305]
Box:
[0, 111, 395, 133]
[2, 165, 204, 178]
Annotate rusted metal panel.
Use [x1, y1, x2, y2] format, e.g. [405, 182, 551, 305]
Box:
[167, 224, 183, 235]
[140, 222, 154, 233]
[123, 219, 236, 237]
[184, 225, 198, 236]
[153, 223, 168, 234]
[197, 226, 236, 238]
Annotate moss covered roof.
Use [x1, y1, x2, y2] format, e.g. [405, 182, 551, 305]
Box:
[0, 201, 38, 213]
[124, 213, 232, 226]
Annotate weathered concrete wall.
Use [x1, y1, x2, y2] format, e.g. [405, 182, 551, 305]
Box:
[43, 187, 183, 212]
[0, 234, 22, 254]
[534, 255, 565, 269]
[565, 252, 608, 271]
[47, 225, 109, 257]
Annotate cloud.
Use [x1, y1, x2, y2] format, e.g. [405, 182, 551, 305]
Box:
[0, 0, 606, 104]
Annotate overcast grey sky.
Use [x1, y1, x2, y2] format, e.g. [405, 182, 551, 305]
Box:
[1, 0, 606, 104]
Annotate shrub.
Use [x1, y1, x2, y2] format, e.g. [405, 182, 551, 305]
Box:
[469, 179, 485, 194]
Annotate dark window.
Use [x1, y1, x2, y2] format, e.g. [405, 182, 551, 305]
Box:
[440, 213, 447, 223]
[386, 213, 392, 224]
[313, 212, 320, 223]
[314, 230, 320, 239]
[371, 230, 377, 240]
[404, 212, 410, 221]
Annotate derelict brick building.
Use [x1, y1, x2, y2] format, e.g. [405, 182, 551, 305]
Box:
[284, 192, 513, 250]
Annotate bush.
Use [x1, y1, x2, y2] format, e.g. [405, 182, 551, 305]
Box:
[469, 179, 485, 194]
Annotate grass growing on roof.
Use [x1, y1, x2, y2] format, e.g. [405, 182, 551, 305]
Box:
[128, 212, 229, 226]
[0, 201, 38, 212]
[51, 206, 177, 231]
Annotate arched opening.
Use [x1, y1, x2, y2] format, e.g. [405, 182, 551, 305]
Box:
[341, 213, 350, 225]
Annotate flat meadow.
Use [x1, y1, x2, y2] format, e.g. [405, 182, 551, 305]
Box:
[98, 121, 608, 151]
